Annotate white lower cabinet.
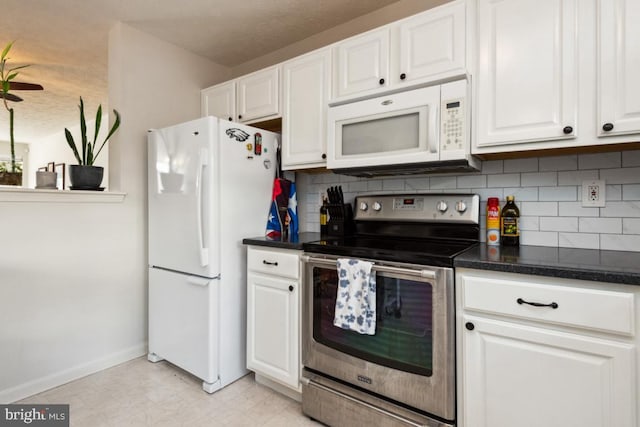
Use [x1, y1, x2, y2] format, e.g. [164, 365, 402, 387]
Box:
[246, 246, 301, 395]
[456, 268, 639, 427]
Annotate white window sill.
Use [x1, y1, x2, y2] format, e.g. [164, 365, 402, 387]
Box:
[0, 187, 126, 203]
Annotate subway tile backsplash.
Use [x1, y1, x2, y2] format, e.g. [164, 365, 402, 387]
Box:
[295, 149, 640, 252]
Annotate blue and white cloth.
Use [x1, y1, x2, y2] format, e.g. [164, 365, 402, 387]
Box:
[333, 258, 377, 335]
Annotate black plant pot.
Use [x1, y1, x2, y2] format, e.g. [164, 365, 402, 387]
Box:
[69, 165, 104, 190]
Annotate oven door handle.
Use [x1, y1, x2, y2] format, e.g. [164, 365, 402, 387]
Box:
[301, 255, 437, 280]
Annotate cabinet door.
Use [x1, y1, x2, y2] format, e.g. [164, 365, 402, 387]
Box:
[201, 81, 235, 122]
[282, 49, 331, 170]
[333, 28, 390, 99]
[237, 66, 280, 122]
[475, 0, 578, 149]
[395, 0, 466, 87]
[460, 315, 636, 427]
[247, 272, 299, 389]
[598, 0, 640, 136]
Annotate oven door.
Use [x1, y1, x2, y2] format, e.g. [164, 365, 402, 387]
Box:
[301, 254, 455, 421]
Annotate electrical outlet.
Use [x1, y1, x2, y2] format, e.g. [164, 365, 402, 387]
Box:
[582, 180, 605, 207]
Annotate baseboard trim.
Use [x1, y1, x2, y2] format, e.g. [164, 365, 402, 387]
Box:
[254, 373, 302, 402]
[0, 342, 147, 403]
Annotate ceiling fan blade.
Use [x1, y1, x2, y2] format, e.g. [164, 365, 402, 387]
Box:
[9, 81, 44, 91]
[0, 92, 24, 102]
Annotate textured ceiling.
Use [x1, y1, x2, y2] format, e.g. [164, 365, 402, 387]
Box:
[0, 0, 399, 143]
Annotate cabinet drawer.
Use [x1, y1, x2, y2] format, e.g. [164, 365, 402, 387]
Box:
[459, 272, 635, 336]
[247, 247, 300, 279]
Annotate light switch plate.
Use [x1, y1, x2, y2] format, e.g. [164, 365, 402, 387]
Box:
[582, 180, 605, 207]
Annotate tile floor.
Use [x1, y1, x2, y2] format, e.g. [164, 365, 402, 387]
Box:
[17, 357, 322, 426]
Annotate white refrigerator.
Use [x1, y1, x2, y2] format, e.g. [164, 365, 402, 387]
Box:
[147, 116, 278, 393]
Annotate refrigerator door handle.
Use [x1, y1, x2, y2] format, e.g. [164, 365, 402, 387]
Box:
[197, 148, 209, 267]
[187, 276, 211, 287]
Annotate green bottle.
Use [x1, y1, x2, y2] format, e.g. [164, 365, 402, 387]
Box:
[500, 195, 520, 246]
[320, 196, 328, 236]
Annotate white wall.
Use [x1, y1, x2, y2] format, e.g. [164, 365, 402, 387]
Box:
[0, 22, 229, 403]
[297, 150, 640, 252]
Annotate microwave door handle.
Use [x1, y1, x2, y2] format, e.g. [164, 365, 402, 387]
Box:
[428, 104, 438, 154]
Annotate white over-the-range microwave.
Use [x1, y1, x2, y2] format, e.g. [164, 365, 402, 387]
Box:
[327, 79, 480, 176]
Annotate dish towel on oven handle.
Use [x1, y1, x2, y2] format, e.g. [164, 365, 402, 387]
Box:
[333, 258, 377, 335]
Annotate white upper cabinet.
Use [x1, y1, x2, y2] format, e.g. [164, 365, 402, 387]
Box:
[333, 28, 390, 99]
[598, 0, 640, 137]
[474, 0, 640, 154]
[282, 48, 331, 170]
[237, 65, 281, 123]
[394, 0, 466, 87]
[475, 0, 578, 150]
[201, 81, 236, 122]
[202, 66, 281, 124]
[332, 0, 467, 102]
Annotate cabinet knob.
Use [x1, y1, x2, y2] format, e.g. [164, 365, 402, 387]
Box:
[562, 126, 573, 134]
[321, 153, 327, 160]
[379, 78, 385, 85]
[465, 322, 475, 331]
[238, 114, 243, 120]
[400, 73, 406, 80]
[228, 117, 232, 121]
[602, 122, 614, 132]
[288, 285, 294, 292]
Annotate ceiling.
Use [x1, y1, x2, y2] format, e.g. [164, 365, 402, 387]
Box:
[0, 0, 400, 143]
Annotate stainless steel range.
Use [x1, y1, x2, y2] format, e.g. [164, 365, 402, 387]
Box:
[301, 193, 480, 427]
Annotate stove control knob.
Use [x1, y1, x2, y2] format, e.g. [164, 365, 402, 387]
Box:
[359, 202, 369, 212]
[372, 202, 382, 212]
[436, 200, 448, 213]
[455, 201, 467, 213]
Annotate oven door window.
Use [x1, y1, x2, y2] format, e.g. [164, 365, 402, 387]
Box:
[312, 266, 433, 376]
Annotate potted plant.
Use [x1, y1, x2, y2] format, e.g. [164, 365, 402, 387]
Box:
[0, 41, 29, 186]
[64, 97, 120, 190]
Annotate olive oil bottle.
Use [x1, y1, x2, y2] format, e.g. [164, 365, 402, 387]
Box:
[320, 196, 328, 236]
[500, 195, 520, 246]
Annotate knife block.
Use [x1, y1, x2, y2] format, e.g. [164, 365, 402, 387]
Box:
[327, 203, 354, 237]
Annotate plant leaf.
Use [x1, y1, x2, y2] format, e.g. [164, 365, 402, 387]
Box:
[7, 64, 28, 74]
[64, 128, 82, 164]
[1, 42, 13, 61]
[93, 109, 121, 163]
[86, 144, 93, 166]
[79, 97, 87, 165]
[93, 104, 102, 152]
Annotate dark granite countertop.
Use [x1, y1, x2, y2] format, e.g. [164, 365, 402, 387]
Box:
[454, 244, 640, 286]
[243, 232, 322, 250]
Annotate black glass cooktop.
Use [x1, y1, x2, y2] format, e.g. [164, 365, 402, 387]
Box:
[303, 236, 478, 267]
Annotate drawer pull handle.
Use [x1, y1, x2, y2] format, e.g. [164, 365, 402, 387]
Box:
[517, 298, 558, 309]
[263, 260, 278, 266]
